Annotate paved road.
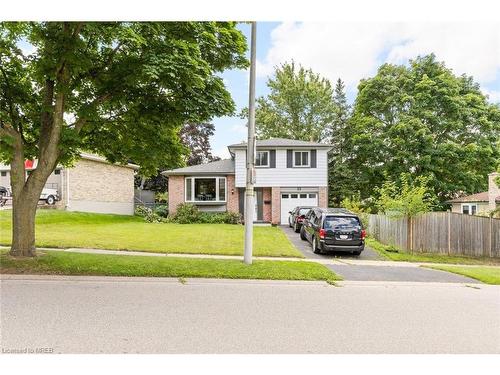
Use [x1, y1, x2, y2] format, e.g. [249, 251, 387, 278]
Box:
[1, 275, 499, 354]
[280, 225, 481, 283]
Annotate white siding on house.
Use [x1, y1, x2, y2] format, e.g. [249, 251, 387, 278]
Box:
[234, 148, 328, 188]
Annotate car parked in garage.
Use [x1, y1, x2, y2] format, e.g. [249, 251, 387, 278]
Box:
[288, 206, 315, 232]
[300, 208, 366, 255]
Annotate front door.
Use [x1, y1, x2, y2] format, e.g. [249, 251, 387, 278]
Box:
[255, 188, 263, 221]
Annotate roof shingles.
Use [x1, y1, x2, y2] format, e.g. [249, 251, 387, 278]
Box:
[162, 159, 234, 175]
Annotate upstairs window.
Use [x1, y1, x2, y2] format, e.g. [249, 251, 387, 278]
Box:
[294, 151, 309, 167]
[255, 151, 269, 167]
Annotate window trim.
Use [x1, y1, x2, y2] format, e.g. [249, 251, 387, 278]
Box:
[255, 150, 270, 168]
[461, 203, 478, 215]
[293, 150, 310, 167]
[184, 176, 227, 203]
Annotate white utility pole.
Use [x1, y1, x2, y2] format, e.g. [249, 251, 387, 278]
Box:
[244, 21, 257, 265]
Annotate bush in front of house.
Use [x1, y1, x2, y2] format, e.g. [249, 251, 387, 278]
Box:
[135, 205, 168, 223]
[154, 205, 169, 218]
[169, 203, 241, 224]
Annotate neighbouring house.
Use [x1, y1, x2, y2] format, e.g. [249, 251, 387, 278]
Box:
[0, 153, 139, 215]
[163, 138, 333, 225]
[446, 172, 500, 215]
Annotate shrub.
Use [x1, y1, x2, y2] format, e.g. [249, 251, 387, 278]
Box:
[154, 205, 169, 218]
[170, 203, 201, 223]
[169, 203, 241, 224]
[135, 205, 167, 223]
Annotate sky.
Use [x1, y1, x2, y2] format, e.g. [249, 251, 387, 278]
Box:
[211, 21, 500, 159]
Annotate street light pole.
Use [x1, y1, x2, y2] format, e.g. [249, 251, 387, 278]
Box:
[244, 21, 257, 265]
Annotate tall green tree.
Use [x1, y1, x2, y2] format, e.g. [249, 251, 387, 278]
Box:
[346, 54, 500, 208]
[0, 22, 247, 256]
[327, 78, 353, 205]
[250, 61, 337, 142]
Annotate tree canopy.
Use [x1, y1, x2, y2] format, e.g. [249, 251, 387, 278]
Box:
[250, 61, 336, 142]
[0, 22, 248, 174]
[343, 54, 500, 208]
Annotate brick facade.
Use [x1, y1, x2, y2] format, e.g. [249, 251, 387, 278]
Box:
[318, 186, 328, 208]
[226, 175, 239, 213]
[262, 187, 272, 222]
[68, 159, 134, 203]
[168, 175, 185, 215]
[271, 187, 281, 225]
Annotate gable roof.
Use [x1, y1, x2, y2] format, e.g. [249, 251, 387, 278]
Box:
[227, 138, 333, 149]
[447, 191, 490, 203]
[162, 159, 235, 176]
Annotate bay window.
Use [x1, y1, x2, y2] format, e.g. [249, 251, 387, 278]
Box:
[185, 177, 226, 202]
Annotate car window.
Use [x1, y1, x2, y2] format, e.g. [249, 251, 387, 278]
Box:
[298, 208, 310, 216]
[324, 216, 361, 230]
[313, 212, 321, 226]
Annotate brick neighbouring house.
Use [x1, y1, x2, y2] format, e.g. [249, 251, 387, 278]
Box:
[0, 153, 139, 215]
[163, 138, 333, 225]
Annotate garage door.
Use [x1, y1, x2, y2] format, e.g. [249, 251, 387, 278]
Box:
[280, 192, 318, 225]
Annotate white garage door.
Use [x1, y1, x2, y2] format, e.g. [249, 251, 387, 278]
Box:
[280, 192, 318, 225]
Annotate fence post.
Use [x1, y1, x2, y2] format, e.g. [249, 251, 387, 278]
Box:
[408, 216, 413, 253]
[490, 216, 493, 258]
[447, 210, 451, 256]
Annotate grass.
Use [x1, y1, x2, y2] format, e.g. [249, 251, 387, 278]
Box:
[366, 237, 500, 266]
[0, 210, 302, 258]
[0, 250, 340, 282]
[423, 265, 500, 285]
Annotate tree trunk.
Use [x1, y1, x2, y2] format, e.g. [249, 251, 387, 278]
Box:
[10, 193, 40, 257]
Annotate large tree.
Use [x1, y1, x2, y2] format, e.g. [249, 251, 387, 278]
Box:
[346, 54, 500, 208]
[250, 61, 337, 142]
[0, 22, 247, 256]
[327, 78, 353, 205]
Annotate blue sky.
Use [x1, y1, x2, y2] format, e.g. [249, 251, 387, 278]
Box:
[212, 21, 500, 158]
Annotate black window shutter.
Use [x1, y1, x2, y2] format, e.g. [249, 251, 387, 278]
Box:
[287, 150, 293, 168]
[310, 149, 317, 168]
[270, 150, 276, 168]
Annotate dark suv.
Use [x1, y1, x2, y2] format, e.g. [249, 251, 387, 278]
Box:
[300, 208, 366, 255]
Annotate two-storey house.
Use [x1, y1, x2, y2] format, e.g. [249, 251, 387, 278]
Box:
[164, 138, 332, 225]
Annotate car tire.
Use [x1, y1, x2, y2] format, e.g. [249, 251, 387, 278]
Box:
[294, 221, 300, 233]
[312, 237, 322, 254]
[288, 218, 292, 228]
[300, 228, 307, 241]
[46, 195, 56, 205]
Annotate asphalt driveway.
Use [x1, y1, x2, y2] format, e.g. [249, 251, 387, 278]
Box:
[280, 224, 382, 260]
[280, 225, 481, 283]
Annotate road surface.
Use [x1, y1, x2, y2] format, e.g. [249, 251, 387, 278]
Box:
[1, 275, 499, 354]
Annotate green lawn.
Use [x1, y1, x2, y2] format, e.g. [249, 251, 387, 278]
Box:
[366, 237, 500, 266]
[0, 250, 339, 282]
[0, 210, 302, 257]
[423, 265, 500, 285]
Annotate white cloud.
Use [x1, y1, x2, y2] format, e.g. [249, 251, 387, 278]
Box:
[257, 22, 500, 95]
[483, 88, 500, 104]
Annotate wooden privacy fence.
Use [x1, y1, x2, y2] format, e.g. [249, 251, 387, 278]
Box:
[367, 212, 500, 258]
